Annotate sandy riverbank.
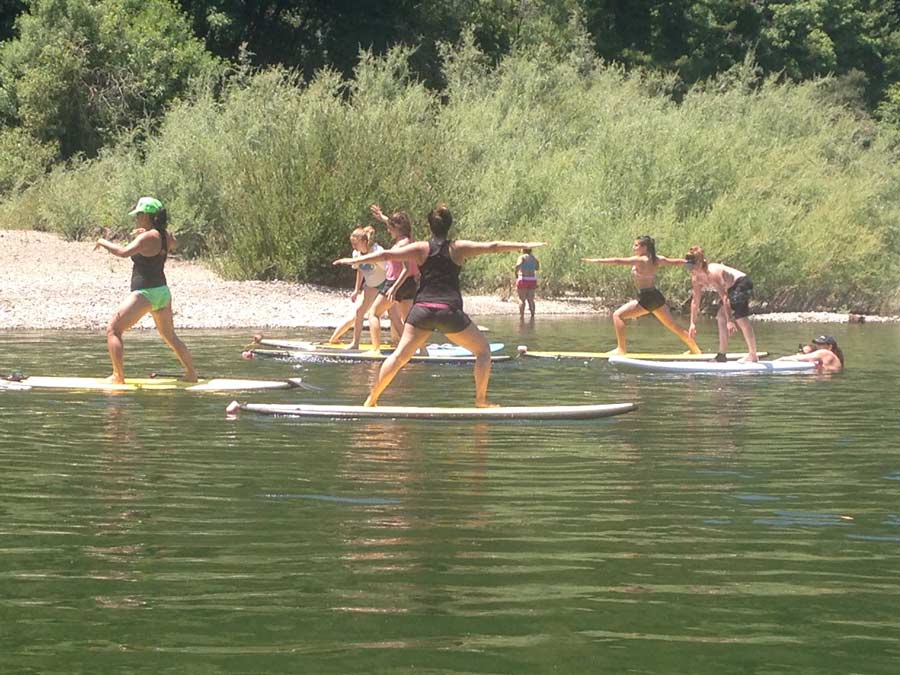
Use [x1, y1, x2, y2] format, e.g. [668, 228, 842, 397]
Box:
[2, 230, 896, 330]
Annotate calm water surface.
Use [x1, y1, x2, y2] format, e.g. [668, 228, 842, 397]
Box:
[1, 317, 898, 674]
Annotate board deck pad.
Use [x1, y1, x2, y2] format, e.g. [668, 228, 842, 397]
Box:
[607, 356, 816, 374]
[231, 401, 637, 420]
[518, 347, 767, 361]
[12, 376, 309, 392]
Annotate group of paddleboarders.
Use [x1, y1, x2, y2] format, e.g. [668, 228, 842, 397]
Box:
[94, 196, 844, 398]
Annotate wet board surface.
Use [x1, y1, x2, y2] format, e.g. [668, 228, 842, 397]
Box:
[232, 401, 638, 420]
[255, 339, 504, 357]
[13, 376, 309, 392]
[607, 356, 816, 374]
[518, 348, 768, 361]
[247, 349, 512, 364]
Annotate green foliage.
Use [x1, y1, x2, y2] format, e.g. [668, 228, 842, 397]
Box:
[0, 124, 56, 195]
[0, 0, 223, 158]
[2, 42, 900, 312]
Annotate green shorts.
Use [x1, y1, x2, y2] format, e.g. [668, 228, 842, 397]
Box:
[135, 285, 172, 311]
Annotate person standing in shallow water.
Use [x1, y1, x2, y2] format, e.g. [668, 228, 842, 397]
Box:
[778, 335, 844, 373]
[582, 235, 701, 354]
[94, 197, 197, 384]
[334, 203, 545, 407]
[684, 246, 759, 362]
[515, 247, 539, 320]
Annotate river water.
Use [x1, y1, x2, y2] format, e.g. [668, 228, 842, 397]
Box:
[1, 317, 898, 674]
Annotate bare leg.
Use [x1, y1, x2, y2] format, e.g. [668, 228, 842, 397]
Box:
[612, 300, 648, 354]
[527, 288, 536, 318]
[368, 295, 391, 352]
[151, 304, 198, 381]
[329, 316, 355, 343]
[651, 305, 702, 353]
[715, 305, 730, 354]
[517, 286, 528, 319]
[105, 293, 152, 384]
[735, 317, 758, 361]
[364, 324, 431, 406]
[387, 303, 404, 344]
[444, 323, 494, 407]
[350, 288, 379, 349]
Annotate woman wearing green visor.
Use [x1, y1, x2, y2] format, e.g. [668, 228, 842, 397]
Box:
[94, 197, 197, 384]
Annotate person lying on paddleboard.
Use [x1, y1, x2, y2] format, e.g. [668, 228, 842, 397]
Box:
[777, 335, 844, 373]
[367, 204, 419, 352]
[334, 203, 545, 407]
[94, 197, 197, 384]
[582, 235, 701, 355]
[328, 225, 386, 349]
[515, 248, 540, 320]
[684, 246, 758, 362]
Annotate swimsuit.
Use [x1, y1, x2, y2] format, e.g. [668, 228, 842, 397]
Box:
[406, 238, 472, 334]
[638, 287, 666, 311]
[727, 276, 753, 320]
[516, 255, 538, 289]
[131, 231, 171, 311]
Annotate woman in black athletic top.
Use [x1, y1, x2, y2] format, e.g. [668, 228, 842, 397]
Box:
[94, 197, 197, 384]
[334, 203, 544, 407]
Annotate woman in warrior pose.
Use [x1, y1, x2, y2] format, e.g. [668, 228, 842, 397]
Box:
[334, 204, 544, 407]
[328, 225, 387, 349]
[583, 235, 701, 354]
[94, 197, 197, 384]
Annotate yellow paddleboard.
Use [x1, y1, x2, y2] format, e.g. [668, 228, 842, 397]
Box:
[516, 347, 768, 361]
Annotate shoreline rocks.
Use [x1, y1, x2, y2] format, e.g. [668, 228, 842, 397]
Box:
[2, 230, 897, 330]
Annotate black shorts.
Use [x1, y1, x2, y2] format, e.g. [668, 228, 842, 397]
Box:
[406, 304, 472, 334]
[727, 277, 754, 320]
[637, 287, 666, 312]
[392, 277, 418, 302]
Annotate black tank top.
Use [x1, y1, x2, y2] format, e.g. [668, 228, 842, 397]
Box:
[130, 231, 167, 291]
[414, 238, 463, 309]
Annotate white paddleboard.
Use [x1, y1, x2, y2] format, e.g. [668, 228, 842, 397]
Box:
[255, 339, 504, 357]
[517, 347, 768, 361]
[248, 349, 511, 364]
[607, 356, 816, 374]
[230, 401, 637, 420]
[15, 376, 311, 392]
[0, 379, 31, 391]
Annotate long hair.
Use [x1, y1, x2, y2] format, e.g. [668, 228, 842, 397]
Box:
[686, 245, 708, 271]
[149, 208, 168, 235]
[388, 211, 413, 238]
[637, 235, 657, 264]
[350, 225, 376, 248]
[831, 341, 845, 366]
[427, 204, 452, 237]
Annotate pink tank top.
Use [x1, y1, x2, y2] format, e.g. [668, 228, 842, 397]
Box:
[386, 237, 419, 280]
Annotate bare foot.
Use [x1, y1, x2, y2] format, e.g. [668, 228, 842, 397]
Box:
[182, 372, 199, 383]
[104, 374, 125, 385]
[475, 400, 501, 408]
[363, 395, 377, 407]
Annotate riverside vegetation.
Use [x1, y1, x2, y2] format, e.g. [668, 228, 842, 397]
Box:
[2, 30, 900, 313]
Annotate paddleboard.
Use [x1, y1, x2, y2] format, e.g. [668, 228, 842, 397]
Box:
[607, 356, 816, 374]
[0, 379, 31, 391]
[229, 401, 637, 420]
[517, 346, 768, 361]
[255, 339, 504, 357]
[247, 349, 511, 364]
[13, 376, 312, 392]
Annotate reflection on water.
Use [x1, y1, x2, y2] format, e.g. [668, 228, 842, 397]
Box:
[1, 320, 899, 673]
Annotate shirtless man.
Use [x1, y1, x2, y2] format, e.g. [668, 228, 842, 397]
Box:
[684, 246, 758, 362]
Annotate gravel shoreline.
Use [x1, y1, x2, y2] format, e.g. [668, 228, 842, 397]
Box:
[3, 230, 896, 330]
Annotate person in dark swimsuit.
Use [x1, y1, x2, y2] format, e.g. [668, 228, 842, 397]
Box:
[334, 203, 544, 407]
[583, 236, 700, 354]
[94, 197, 197, 384]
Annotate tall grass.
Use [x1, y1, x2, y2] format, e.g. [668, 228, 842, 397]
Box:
[2, 43, 898, 311]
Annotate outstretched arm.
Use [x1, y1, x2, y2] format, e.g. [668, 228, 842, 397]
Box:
[334, 240, 427, 267]
[370, 204, 389, 225]
[94, 230, 159, 258]
[582, 255, 642, 265]
[452, 241, 545, 262]
[656, 255, 689, 267]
